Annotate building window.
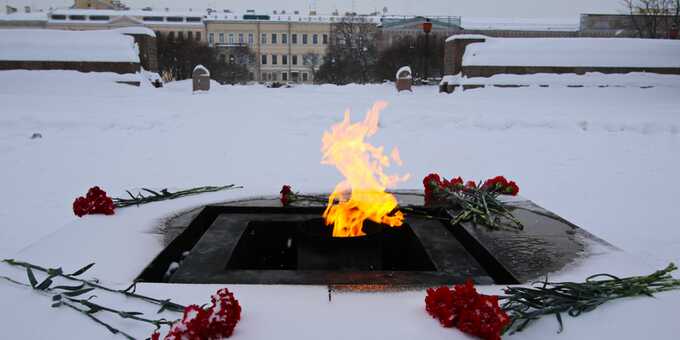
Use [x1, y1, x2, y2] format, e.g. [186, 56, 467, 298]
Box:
[282, 55, 288, 65]
[143, 16, 163, 22]
[271, 33, 277, 44]
[238, 33, 244, 44]
[186, 17, 201, 22]
[219, 54, 226, 63]
[292, 34, 298, 44]
[323, 34, 328, 44]
[312, 34, 318, 44]
[168, 31, 175, 40]
[228, 33, 234, 44]
[302, 72, 309, 81]
[248, 33, 254, 45]
[51, 14, 66, 20]
[219, 33, 225, 43]
[282, 33, 288, 44]
[69, 15, 86, 20]
[166, 17, 183, 22]
[302, 34, 308, 44]
[261, 33, 267, 44]
[178, 31, 184, 40]
[89, 15, 110, 21]
[272, 55, 278, 65]
[292, 55, 298, 65]
[196, 32, 202, 41]
[272, 73, 278, 81]
[208, 33, 214, 45]
[188, 31, 194, 40]
[282, 72, 288, 81]
[261, 54, 267, 65]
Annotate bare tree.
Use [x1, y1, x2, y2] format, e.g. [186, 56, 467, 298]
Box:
[623, 0, 680, 38]
[302, 52, 321, 80]
[316, 15, 379, 84]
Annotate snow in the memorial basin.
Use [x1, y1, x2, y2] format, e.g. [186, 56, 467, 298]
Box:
[0, 70, 680, 339]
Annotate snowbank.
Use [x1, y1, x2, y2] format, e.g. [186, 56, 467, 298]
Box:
[462, 37, 680, 68]
[113, 26, 156, 38]
[0, 29, 140, 63]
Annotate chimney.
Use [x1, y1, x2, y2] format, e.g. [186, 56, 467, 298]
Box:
[24, 6, 31, 13]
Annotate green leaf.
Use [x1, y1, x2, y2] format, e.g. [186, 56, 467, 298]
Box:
[63, 287, 95, 297]
[68, 263, 95, 277]
[142, 188, 161, 196]
[26, 267, 38, 288]
[53, 283, 85, 291]
[36, 277, 53, 290]
[47, 267, 63, 276]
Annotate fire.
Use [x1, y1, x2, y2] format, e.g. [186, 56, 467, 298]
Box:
[321, 101, 409, 237]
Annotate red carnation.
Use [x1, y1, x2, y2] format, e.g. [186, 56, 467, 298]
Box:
[280, 185, 293, 206]
[162, 288, 241, 340]
[504, 181, 519, 196]
[465, 181, 477, 190]
[425, 280, 509, 340]
[73, 186, 116, 217]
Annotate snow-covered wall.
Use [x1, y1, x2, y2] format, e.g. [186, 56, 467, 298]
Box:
[462, 37, 680, 68]
[0, 29, 140, 63]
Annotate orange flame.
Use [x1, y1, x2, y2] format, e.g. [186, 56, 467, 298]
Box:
[321, 101, 409, 237]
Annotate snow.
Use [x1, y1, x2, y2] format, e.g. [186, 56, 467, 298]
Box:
[462, 37, 680, 68]
[1, 70, 680, 339]
[441, 72, 680, 88]
[396, 66, 412, 79]
[460, 17, 579, 31]
[112, 26, 156, 37]
[193, 64, 210, 76]
[0, 29, 140, 63]
[445, 34, 488, 42]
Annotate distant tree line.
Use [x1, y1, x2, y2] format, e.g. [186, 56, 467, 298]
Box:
[315, 16, 445, 85]
[624, 0, 680, 38]
[156, 34, 253, 84]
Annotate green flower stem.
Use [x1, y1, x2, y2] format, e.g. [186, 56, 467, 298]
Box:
[61, 302, 136, 340]
[2, 259, 185, 312]
[501, 263, 680, 335]
[0, 274, 155, 340]
[113, 185, 242, 208]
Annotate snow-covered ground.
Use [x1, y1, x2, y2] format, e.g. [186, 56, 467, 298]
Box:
[1, 70, 680, 339]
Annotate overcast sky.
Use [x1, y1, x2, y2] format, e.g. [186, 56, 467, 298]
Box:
[4, 0, 625, 18]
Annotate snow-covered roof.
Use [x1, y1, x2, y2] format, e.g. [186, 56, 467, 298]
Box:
[50, 8, 207, 18]
[0, 12, 48, 21]
[463, 37, 680, 68]
[112, 26, 156, 37]
[0, 29, 140, 63]
[204, 12, 381, 24]
[461, 17, 579, 32]
[445, 34, 488, 42]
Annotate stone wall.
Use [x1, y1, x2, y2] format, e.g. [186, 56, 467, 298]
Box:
[0, 61, 140, 74]
[443, 37, 486, 75]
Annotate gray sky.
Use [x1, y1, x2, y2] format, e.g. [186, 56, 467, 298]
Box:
[4, 0, 625, 18]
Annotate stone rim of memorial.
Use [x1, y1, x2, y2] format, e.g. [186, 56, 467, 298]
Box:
[138, 191, 617, 290]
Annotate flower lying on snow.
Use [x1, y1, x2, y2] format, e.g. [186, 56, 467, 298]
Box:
[153, 288, 241, 340]
[72, 186, 115, 217]
[426, 280, 509, 340]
